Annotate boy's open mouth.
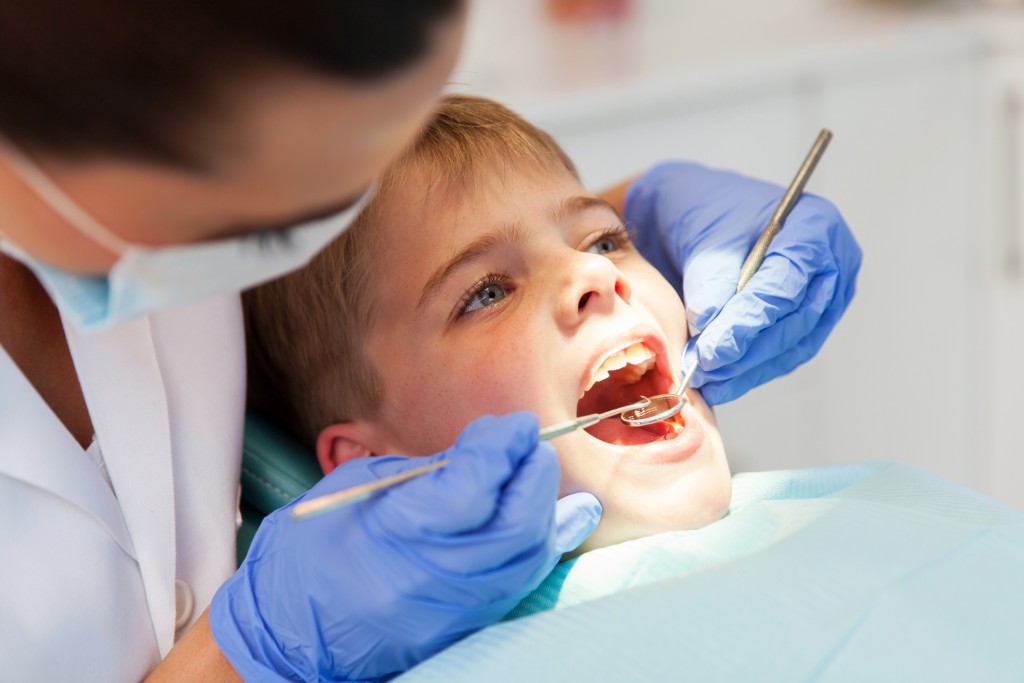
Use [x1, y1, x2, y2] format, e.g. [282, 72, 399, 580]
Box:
[576, 340, 686, 446]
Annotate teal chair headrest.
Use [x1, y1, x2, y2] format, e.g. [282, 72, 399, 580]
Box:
[238, 412, 323, 563]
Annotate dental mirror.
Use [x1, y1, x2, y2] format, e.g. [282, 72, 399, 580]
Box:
[619, 360, 698, 426]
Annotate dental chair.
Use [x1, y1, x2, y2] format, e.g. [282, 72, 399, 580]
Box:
[238, 412, 321, 564]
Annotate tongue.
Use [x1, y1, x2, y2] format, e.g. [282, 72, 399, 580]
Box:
[585, 416, 676, 445]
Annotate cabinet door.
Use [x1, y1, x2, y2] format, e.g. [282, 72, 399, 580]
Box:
[981, 56, 1024, 509]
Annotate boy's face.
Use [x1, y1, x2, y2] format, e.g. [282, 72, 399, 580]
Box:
[351, 161, 730, 549]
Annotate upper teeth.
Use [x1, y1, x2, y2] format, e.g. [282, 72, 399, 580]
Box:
[582, 342, 656, 396]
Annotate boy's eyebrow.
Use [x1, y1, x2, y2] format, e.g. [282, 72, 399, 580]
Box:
[551, 195, 622, 223]
[418, 222, 527, 310]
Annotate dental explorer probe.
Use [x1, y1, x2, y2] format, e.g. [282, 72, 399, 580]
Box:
[291, 398, 654, 520]
[620, 128, 834, 427]
[737, 128, 833, 292]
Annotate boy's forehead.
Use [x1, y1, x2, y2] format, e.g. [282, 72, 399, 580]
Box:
[367, 160, 622, 299]
[380, 178, 625, 295]
[395, 160, 600, 232]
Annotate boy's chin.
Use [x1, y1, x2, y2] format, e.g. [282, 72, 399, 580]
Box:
[570, 494, 733, 556]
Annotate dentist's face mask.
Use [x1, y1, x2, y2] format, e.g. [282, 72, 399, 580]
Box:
[0, 139, 372, 332]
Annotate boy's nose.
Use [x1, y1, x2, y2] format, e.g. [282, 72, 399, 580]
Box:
[556, 253, 631, 326]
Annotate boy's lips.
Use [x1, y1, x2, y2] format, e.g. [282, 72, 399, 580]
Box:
[573, 327, 705, 465]
[577, 329, 674, 403]
[583, 397, 705, 464]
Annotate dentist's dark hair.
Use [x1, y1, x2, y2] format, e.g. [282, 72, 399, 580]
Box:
[0, 0, 461, 167]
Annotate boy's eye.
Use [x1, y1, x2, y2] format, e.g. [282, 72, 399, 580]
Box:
[586, 236, 619, 256]
[465, 283, 507, 313]
[457, 276, 512, 319]
[452, 271, 515, 323]
[583, 226, 632, 256]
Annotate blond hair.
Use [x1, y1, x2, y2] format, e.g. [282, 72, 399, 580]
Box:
[244, 94, 578, 447]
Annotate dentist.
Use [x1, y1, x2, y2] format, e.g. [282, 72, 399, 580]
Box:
[0, 1, 860, 681]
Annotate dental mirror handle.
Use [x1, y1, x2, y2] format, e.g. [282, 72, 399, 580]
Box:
[294, 399, 652, 520]
[538, 398, 653, 440]
[736, 128, 832, 292]
[292, 459, 449, 520]
[538, 417, 600, 441]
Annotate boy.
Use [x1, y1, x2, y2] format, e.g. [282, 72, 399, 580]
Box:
[245, 95, 731, 551]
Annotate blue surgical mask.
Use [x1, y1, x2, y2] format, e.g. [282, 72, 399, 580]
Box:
[0, 137, 372, 332]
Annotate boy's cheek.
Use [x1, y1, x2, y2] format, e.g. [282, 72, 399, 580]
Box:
[688, 389, 719, 427]
[633, 263, 689, 344]
[550, 436, 599, 500]
[456, 362, 553, 415]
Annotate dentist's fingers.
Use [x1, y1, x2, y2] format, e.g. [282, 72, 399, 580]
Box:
[681, 245, 748, 333]
[364, 412, 566, 577]
[554, 492, 603, 554]
[694, 250, 829, 368]
[687, 260, 837, 388]
[695, 296, 845, 405]
[368, 413, 544, 538]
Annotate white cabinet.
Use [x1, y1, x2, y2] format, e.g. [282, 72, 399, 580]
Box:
[980, 55, 1024, 507]
[735, 50, 985, 485]
[526, 89, 805, 191]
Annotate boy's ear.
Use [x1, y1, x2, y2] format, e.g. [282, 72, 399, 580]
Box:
[316, 423, 381, 475]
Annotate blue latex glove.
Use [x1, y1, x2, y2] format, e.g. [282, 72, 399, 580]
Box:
[625, 161, 861, 405]
[210, 413, 601, 682]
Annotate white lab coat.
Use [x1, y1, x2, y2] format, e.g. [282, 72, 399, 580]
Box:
[0, 294, 246, 681]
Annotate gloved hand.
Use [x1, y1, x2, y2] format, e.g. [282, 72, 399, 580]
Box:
[210, 413, 601, 682]
[624, 161, 861, 405]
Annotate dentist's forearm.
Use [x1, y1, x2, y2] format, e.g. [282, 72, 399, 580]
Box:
[146, 609, 243, 683]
